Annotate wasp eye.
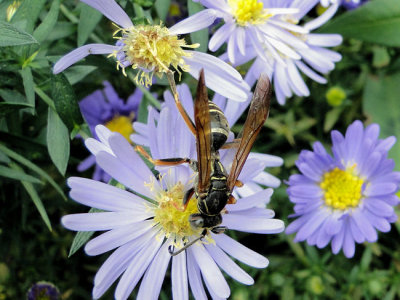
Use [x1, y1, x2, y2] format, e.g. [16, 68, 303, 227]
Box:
[189, 214, 204, 228]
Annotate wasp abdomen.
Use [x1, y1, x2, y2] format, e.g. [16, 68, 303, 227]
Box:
[209, 102, 229, 151]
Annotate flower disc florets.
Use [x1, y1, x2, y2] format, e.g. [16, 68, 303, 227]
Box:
[228, 0, 272, 26]
[152, 180, 202, 247]
[113, 24, 198, 86]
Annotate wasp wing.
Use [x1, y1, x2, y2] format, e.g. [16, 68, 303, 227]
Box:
[227, 74, 271, 192]
[194, 70, 212, 194]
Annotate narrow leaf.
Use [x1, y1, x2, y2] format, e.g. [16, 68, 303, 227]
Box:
[0, 21, 38, 47]
[10, 0, 46, 33]
[64, 65, 97, 85]
[47, 108, 70, 176]
[78, 4, 102, 47]
[10, 163, 52, 231]
[33, 0, 60, 43]
[0, 102, 33, 116]
[0, 164, 42, 184]
[0, 143, 67, 201]
[68, 208, 102, 257]
[319, 0, 400, 46]
[363, 73, 400, 170]
[187, 0, 208, 52]
[51, 73, 85, 132]
[20, 67, 35, 110]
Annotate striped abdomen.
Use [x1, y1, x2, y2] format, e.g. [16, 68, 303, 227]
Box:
[208, 101, 229, 151]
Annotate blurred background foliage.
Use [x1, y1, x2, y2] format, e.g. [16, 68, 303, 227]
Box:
[0, 0, 400, 299]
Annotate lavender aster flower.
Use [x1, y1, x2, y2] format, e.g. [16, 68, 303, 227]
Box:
[62, 123, 284, 299]
[226, 3, 342, 105]
[286, 121, 400, 258]
[77, 81, 142, 182]
[27, 282, 60, 300]
[53, 0, 250, 102]
[194, 0, 322, 65]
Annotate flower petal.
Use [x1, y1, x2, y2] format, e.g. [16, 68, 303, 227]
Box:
[53, 44, 117, 74]
[81, 0, 133, 28]
[169, 9, 218, 35]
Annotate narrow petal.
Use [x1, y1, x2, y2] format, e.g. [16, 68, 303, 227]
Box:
[61, 212, 138, 231]
[169, 9, 218, 35]
[81, 0, 133, 28]
[222, 214, 284, 234]
[136, 240, 172, 300]
[205, 244, 254, 285]
[53, 44, 117, 74]
[214, 234, 269, 268]
[172, 250, 189, 300]
[187, 250, 208, 299]
[209, 23, 235, 52]
[115, 231, 164, 300]
[189, 244, 230, 299]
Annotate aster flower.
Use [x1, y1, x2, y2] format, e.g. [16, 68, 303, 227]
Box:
[194, 0, 322, 65]
[77, 81, 142, 182]
[286, 120, 400, 258]
[132, 82, 284, 192]
[27, 281, 60, 300]
[62, 123, 284, 299]
[222, 3, 342, 105]
[53, 0, 250, 102]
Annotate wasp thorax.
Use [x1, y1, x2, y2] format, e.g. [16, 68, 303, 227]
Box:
[113, 24, 199, 86]
[153, 182, 201, 240]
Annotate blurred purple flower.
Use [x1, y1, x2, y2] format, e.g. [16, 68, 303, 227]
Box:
[62, 120, 284, 299]
[77, 81, 141, 182]
[53, 0, 250, 102]
[286, 121, 400, 258]
[27, 282, 60, 300]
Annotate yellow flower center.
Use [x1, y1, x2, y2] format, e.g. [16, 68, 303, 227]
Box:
[113, 24, 198, 86]
[104, 115, 134, 142]
[228, 0, 272, 26]
[153, 182, 202, 245]
[320, 166, 364, 210]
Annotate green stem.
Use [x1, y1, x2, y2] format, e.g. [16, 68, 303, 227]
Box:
[34, 86, 56, 110]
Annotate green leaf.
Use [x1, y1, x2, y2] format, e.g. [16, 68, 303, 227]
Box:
[0, 89, 27, 104]
[154, 0, 171, 21]
[0, 164, 42, 184]
[0, 102, 33, 116]
[20, 67, 35, 111]
[363, 73, 400, 170]
[319, 0, 400, 47]
[187, 0, 208, 52]
[47, 108, 70, 176]
[0, 21, 38, 47]
[32, 0, 60, 43]
[9, 163, 51, 231]
[51, 73, 85, 132]
[68, 208, 102, 257]
[78, 4, 102, 47]
[0, 143, 67, 201]
[64, 65, 97, 85]
[10, 0, 46, 33]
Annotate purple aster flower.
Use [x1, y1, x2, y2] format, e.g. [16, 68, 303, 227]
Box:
[194, 0, 325, 65]
[218, 3, 342, 105]
[286, 120, 400, 258]
[27, 281, 60, 300]
[62, 122, 284, 299]
[77, 81, 142, 182]
[132, 82, 284, 191]
[52, 0, 250, 102]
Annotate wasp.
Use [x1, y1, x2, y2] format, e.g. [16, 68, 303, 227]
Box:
[136, 70, 271, 255]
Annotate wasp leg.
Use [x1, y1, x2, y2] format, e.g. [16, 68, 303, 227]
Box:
[211, 226, 226, 234]
[166, 71, 196, 136]
[227, 194, 237, 204]
[168, 229, 208, 256]
[135, 145, 192, 166]
[182, 187, 195, 209]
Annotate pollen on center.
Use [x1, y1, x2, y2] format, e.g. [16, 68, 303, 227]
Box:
[104, 115, 134, 142]
[153, 182, 200, 240]
[113, 24, 199, 86]
[228, 0, 272, 26]
[320, 166, 364, 210]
